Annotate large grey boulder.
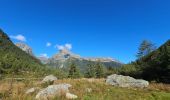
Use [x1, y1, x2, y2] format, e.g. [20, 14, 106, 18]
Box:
[106, 74, 149, 88]
[42, 75, 57, 83]
[35, 84, 72, 100]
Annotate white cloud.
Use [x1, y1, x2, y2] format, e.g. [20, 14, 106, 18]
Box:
[39, 53, 48, 58]
[55, 45, 64, 50]
[46, 42, 51, 47]
[65, 43, 72, 50]
[55, 43, 72, 50]
[10, 34, 26, 42]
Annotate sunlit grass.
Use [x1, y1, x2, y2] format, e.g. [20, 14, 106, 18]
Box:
[0, 78, 170, 100]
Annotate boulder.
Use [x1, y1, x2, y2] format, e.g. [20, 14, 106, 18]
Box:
[106, 74, 149, 88]
[66, 93, 78, 99]
[42, 75, 57, 83]
[35, 84, 72, 100]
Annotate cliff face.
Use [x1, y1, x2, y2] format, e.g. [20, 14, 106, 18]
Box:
[51, 49, 80, 60]
[15, 43, 34, 56]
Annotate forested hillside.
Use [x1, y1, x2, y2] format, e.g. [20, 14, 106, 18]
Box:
[136, 40, 170, 83]
[119, 40, 170, 83]
[0, 29, 45, 75]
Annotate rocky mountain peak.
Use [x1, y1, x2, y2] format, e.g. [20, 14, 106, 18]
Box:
[59, 48, 71, 55]
[51, 49, 80, 60]
[15, 42, 34, 56]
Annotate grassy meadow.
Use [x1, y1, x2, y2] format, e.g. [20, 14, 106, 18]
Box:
[0, 78, 170, 100]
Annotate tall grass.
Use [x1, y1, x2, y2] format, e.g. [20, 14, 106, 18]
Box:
[0, 78, 170, 100]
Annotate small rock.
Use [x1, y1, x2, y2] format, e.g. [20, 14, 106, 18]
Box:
[66, 93, 78, 99]
[25, 88, 36, 94]
[42, 75, 57, 83]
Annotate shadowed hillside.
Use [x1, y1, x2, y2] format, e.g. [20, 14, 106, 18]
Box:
[0, 29, 44, 75]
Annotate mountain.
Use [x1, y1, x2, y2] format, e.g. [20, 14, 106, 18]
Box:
[136, 40, 170, 83]
[15, 42, 34, 56]
[52, 49, 80, 60]
[15, 43, 49, 64]
[46, 48, 122, 72]
[37, 56, 49, 64]
[0, 29, 43, 74]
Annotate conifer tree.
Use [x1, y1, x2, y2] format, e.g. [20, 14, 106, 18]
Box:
[68, 63, 80, 78]
[85, 63, 96, 78]
[137, 40, 156, 58]
[95, 62, 104, 78]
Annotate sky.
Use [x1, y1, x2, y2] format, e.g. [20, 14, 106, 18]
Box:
[0, 0, 170, 63]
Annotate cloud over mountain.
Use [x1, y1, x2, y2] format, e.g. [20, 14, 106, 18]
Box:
[10, 34, 26, 42]
[55, 43, 72, 50]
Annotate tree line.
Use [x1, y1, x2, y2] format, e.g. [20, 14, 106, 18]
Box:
[118, 40, 170, 83]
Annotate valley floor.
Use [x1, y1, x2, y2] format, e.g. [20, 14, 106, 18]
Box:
[0, 78, 170, 100]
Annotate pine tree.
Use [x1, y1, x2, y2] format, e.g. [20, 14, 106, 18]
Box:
[85, 63, 96, 78]
[68, 63, 80, 78]
[137, 40, 156, 58]
[95, 62, 104, 78]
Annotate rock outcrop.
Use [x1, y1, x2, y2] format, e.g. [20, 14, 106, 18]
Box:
[51, 49, 80, 60]
[15, 42, 34, 56]
[106, 74, 149, 88]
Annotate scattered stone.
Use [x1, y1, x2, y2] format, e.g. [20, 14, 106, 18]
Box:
[35, 84, 72, 100]
[66, 93, 78, 99]
[85, 88, 92, 93]
[42, 75, 57, 83]
[25, 87, 39, 94]
[106, 74, 149, 88]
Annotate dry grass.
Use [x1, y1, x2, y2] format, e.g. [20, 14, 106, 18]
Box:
[149, 83, 170, 92]
[0, 79, 170, 100]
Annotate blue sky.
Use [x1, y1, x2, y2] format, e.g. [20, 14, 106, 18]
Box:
[0, 0, 170, 63]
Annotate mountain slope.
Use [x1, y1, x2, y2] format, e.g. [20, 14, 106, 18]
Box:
[46, 49, 122, 72]
[0, 29, 43, 74]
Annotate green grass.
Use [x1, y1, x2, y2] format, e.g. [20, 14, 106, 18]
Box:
[0, 78, 170, 100]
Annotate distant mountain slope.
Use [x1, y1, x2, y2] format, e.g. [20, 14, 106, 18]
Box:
[46, 48, 122, 72]
[136, 40, 170, 83]
[0, 29, 43, 74]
